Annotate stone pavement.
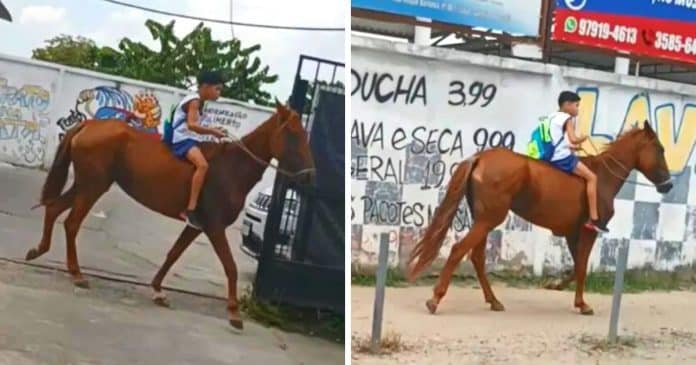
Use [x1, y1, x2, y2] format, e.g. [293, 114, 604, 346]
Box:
[0, 164, 343, 365]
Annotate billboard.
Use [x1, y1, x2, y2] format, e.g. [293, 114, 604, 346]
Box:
[553, 0, 696, 64]
[352, 0, 543, 37]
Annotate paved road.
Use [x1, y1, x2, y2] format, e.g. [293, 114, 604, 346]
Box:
[0, 164, 343, 365]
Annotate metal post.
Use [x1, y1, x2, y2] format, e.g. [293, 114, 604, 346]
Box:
[371, 233, 390, 352]
[608, 239, 630, 343]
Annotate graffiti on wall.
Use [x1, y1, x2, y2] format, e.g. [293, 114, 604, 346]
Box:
[0, 78, 49, 166]
[204, 105, 247, 130]
[350, 48, 696, 273]
[56, 86, 162, 140]
[576, 88, 696, 174]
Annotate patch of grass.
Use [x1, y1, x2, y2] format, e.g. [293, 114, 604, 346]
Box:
[351, 267, 408, 287]
[352, 331, 409, 355]
[352, 267, 692, 294]
[571, 270, 683, 294]
[239, 286, 344, 343]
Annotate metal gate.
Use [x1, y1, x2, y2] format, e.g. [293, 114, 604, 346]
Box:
[253, 55, 344, 313]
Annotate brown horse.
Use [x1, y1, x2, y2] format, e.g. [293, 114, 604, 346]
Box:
[407, 121, 672, 316]
[25, 102, 314, 330]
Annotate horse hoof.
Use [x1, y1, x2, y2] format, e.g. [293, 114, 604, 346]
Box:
[580, 305, 594, 315]
[229, 319, 244, 330]
[72, 278, 90, 289]
[490, 301, 505, 312]
[426, 299, 438, 314]
[25, 248, 40, 261]
[152, 293, 170, 308]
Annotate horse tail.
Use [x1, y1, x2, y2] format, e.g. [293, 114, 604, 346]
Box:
[407, 155, 479, 281]
[34, 122, 86, 209]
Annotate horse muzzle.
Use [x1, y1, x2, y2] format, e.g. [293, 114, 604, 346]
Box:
[657, 181, 673, 194]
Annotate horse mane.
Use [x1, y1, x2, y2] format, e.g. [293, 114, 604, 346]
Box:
[592, 125, 646, 155]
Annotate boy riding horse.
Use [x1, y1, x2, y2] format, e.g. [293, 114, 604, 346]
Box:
[543, 91, 609, 233]
[168, 71, 228, 229]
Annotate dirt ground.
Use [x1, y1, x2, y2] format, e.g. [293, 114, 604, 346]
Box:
[351, 285, 696, 365]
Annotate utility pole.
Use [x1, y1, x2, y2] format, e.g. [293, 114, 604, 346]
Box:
[229, 0, 235, 38]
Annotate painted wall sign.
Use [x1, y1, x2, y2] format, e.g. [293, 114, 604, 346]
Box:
[352, 36, 696, 275]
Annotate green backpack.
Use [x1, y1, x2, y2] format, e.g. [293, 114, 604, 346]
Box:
[526, 116, 564, 161]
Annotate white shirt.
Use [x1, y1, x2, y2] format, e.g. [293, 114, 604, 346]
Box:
[548, 111, 573, 162]
[172, 94, 206, 144]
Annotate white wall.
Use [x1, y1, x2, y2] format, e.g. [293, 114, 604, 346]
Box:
[351, 35, 696, 275]
[0, 53, 276, 205]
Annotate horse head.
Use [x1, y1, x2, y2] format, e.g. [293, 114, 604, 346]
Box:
[267, 100, 315, 185]
[631, 120, 673, 193]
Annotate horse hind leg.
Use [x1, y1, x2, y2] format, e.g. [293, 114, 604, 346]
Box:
[25, 185, 76, 261]
[470, 241, 504, 311]
[427, 221, 492, 314]
[63, 188, 107, 288]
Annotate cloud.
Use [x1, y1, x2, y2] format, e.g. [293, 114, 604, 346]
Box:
[180, 0, 345, 99]
[19, 5, 66, 25]
[85, 8, 156, 49]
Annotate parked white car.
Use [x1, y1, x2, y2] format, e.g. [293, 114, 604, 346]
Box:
[240, 187, 300, 260]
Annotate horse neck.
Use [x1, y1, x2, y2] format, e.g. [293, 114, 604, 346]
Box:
[593, 140, 637, 198]
[240, 123, 273, 166]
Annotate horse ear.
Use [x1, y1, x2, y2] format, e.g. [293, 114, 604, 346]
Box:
[643, 120, 652, 131]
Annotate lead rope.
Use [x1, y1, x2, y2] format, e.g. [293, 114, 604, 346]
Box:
[218, 131, 315, 179]
[581, 138, 672, 187]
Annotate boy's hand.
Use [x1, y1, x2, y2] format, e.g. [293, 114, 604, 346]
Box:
[212, 127, 228, 139]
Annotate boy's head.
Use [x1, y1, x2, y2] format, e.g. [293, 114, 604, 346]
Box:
[197, 70, 224, 101]
[558, 91, 581, 117]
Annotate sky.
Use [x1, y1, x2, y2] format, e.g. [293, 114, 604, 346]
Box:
[0, 0, 346, 101]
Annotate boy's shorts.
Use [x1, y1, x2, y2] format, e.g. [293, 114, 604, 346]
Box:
[550, 154, 579, 174]
[171, 139, 199, 159]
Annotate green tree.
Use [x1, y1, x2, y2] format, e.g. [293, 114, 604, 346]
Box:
[32, 20, 277, 105]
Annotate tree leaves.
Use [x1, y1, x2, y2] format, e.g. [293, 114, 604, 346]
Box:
[31, 19, 278, 105]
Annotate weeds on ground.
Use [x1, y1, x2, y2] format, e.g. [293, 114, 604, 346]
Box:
[576, 333, 639, 354]
[352, 331, 409, 355]
[239, 286, 344, 343]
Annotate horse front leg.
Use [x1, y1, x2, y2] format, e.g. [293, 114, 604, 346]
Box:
[573, 230, 598, 315]
[205, 226, 242, 329]
[151, 225, 201, 307]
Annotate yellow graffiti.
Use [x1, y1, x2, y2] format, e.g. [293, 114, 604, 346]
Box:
[575, 89, 696, 173]
[657, 105, 696, 172]
[133, 92, 161, 129]
[575, 89, 610, 155]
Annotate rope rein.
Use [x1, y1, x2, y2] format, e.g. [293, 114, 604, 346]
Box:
[218, 121, 315, 179]
[581, 138, 672, 187]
